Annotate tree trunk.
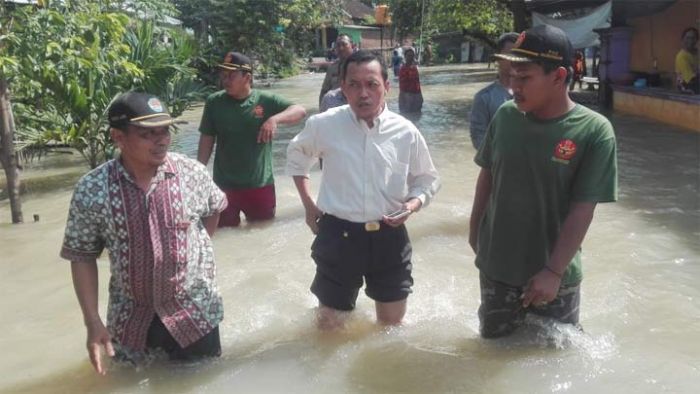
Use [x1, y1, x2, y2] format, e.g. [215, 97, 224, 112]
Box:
[199, 18, 208, 45]
[0, 76, 23, 224]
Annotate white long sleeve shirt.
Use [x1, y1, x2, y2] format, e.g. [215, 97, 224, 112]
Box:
[286, 104, 440, 223]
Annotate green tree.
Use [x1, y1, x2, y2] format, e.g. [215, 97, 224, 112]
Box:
[5, 3, 140, 168]
[0, 0, 207, 222]
[0, 73, 22, 223]
[124, 20, 211, 117]
[1, 1, 134, 221]
[173, 0, 344, 78]
[4, 1, 206, 169]
[389, 0, 512, 47]
[0, 1, 23, 223]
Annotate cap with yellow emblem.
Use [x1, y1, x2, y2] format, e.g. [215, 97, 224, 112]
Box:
[108, 91, 180, 128]
[494, 24, 573, 69]
[218, 51, 253, 72]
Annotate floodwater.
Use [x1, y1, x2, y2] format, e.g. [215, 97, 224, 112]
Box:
[1, 64, 699, 393]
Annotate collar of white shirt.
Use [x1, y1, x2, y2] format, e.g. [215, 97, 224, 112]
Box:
[348, 103, 390, 132]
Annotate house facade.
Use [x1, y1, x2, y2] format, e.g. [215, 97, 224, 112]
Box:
[603, 0, 700, 132]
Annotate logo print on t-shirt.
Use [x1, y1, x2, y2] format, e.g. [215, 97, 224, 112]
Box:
[552, 139, 577, 164]
[254, 105, 264, 118]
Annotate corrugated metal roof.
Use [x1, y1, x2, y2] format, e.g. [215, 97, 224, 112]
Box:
[343, 0, 373, 19]
[4, 0, 39, 4]
[523, 0, 676, 17]
[524, 0, 609, 13]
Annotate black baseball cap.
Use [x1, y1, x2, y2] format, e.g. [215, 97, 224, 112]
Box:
[107, 92, 179, 128]
[218, 51, 253, 72]
[494, 24, 573, 68]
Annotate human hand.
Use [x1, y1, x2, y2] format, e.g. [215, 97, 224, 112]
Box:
[258, 117, 277, 143]
[85, 319, 114, 375]
[382, 207, 411, 227]
[521, 268, 562, 308]
[305, 204, 323, 234]
[382, 198, 421, 227]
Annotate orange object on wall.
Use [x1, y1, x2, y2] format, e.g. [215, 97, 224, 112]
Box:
[375, 5, 391, 25]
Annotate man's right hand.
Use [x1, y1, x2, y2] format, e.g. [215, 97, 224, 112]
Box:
[86, 319, 115, 375]
[305, 205, 323, 234]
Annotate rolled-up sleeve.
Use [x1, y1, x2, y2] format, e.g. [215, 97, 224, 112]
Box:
[286, 117, 321, 177]
[407, 132, 440, 208]
[59, 183, 104, 263]
[469, 92, 489, 150]
[204, 173, 228, 217]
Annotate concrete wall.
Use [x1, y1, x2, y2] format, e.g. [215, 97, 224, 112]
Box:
[627, 0, 700, 85]
[614, 89, 700, 133]
[359, 28, 390, 50]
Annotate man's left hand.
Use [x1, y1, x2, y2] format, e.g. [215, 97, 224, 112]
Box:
[521, 268, 561, 308]
[382, 209, 412, 227]
[258, 117, 277, 143]
[382, 198, 422, 227]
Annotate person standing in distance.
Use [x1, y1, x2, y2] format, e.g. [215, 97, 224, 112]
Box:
[469, 32, 518, 150]
[198, 52, 306, 227]
[675, 27, 699, 94]
[319, 34, 354, 107]
[398, 47, 424, 114]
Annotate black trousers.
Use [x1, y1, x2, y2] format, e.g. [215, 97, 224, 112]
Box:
[145, 316, 221, 360]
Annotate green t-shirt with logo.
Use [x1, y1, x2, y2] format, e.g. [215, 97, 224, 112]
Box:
[474, 101, 617, 287]
[199, 89, 292, 189]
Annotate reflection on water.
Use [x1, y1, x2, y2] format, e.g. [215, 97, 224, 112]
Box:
[1, 64, 699, 393]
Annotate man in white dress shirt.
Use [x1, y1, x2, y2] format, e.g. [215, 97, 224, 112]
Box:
[287, 50, 440, 330]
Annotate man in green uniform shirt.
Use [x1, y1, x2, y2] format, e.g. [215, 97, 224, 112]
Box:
[469, 25, 618, 338]
[198, 52, 306, 227]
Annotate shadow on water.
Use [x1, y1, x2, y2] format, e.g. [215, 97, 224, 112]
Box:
[344, 316, 611, 394]
[7, 331, 600, 394]
[3, 314, 387, 394]
[4, 293, 602, 393]
[346, 340, 497, 393]
[2, 358, 242, 394]
[2, 338, 281, 393]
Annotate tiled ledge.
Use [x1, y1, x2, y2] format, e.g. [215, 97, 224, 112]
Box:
[612, 85, 700, 105]
[612, 86, 700, 132]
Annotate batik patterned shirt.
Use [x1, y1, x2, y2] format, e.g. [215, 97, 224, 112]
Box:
[60, 153, 227, 356]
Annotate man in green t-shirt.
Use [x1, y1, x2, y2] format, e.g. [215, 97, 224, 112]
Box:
[469, 25, 618, 338]
[198, 52, 306, 227]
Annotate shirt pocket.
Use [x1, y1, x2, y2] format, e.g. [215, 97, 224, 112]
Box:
[386, 161, 409, 200]
[165, 219, 193, 265]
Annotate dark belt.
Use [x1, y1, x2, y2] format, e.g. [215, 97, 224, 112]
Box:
[323, 214, 383, 232]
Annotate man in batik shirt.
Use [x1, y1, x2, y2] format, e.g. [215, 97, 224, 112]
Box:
[60, 92, 227, 374]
